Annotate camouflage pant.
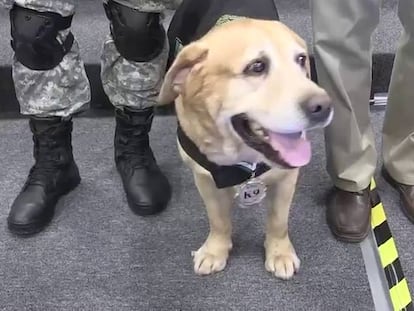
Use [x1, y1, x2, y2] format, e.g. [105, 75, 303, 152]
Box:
[0, 0, 180, 117]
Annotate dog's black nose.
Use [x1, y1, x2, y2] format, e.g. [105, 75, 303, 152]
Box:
[301, 94, 333, 123]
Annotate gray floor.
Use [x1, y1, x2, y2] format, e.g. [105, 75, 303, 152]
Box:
[0, 1, 413, 310]
[0, 110, 412, 310]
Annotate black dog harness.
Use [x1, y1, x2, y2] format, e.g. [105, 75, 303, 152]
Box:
[177, 124, 270, 189]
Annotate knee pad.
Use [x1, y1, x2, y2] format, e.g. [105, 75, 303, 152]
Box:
[104, 0, 165, 62]
[10, 5, 74, 71]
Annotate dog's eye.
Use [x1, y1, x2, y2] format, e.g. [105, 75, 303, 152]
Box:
[296, 53, 307, 68]
[243, 57, 269, 76]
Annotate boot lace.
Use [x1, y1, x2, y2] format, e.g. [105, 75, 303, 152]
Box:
[117, 129, 154, 169]
[26, 140, 64, 187]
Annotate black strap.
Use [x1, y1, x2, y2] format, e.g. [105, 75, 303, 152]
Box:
[10, 4, 75, 56]
[12, 4, 74, 30]
[63, 33, 74, 54]
[177, 123, 270, 189]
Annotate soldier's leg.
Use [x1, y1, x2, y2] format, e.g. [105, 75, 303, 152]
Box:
[382, 0, 414, 223]
[311, 0, 380, 242]
[101, 0, 180, 216]
[6, 1, 91, 235]
[11, 0, 90, 117]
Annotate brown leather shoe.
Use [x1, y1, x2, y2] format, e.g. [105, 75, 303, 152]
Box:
[382, 168, 414, 223]
[326, 187, 371, 243]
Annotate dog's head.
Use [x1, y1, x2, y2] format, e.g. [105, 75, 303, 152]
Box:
[159, 18, 333, 168]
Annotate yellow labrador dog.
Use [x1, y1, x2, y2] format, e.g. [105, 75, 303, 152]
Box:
[158, 18, 333, 280]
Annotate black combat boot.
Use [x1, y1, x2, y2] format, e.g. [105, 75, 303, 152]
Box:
[114, 107, 171, 216]
[7, 117, 81, 236]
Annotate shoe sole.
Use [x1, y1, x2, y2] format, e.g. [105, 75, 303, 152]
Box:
[126, 193, 171, 217]
[123, 176, 172, 217]
[382, 169, 414, 224]
[329, 223, 370, 243]
[7, 176, 81, 236]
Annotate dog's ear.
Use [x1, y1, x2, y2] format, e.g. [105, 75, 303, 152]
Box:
[158, 43, 208, 105]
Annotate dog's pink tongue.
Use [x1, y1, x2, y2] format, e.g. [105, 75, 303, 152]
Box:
[268, 131, 311, 167]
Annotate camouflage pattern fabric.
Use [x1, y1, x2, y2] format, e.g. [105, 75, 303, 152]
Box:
[0, 0, 181, 15]
[0, 0, 179, 117]
[101, 34, 170, 111]
[0, 0, 76, 16]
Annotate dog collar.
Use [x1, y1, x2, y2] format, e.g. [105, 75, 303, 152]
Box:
[177, 123, 271, 189]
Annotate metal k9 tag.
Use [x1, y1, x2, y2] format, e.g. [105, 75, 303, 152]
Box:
[235, 178, 267, 208]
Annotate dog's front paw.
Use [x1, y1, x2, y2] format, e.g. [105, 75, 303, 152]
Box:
[192, 242, 230, 276]
[265, 244, 300, 280]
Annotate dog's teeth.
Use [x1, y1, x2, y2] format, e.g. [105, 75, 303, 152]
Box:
[257, 129, 266, 137]
[248, 120, 270, 141]
[258, 130, 270, 142]
[252, 126, 262, 135]
[251, 123, 261, 131]
[252, 125, 270, 141]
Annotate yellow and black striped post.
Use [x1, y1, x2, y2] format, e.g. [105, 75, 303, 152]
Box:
[370, 179, 413, 311]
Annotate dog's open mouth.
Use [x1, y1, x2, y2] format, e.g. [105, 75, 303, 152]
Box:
[231, 114, 311, 168]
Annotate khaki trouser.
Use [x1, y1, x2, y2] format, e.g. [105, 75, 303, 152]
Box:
[311, 0, 414, 192]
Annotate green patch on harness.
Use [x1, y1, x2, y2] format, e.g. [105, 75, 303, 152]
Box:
[215, 14, 246, 26]
[174, 37, 184, 56]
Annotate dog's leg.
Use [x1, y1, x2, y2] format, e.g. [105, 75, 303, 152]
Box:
[264, 169, 300, 280]
[192, 171, 234, 276]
